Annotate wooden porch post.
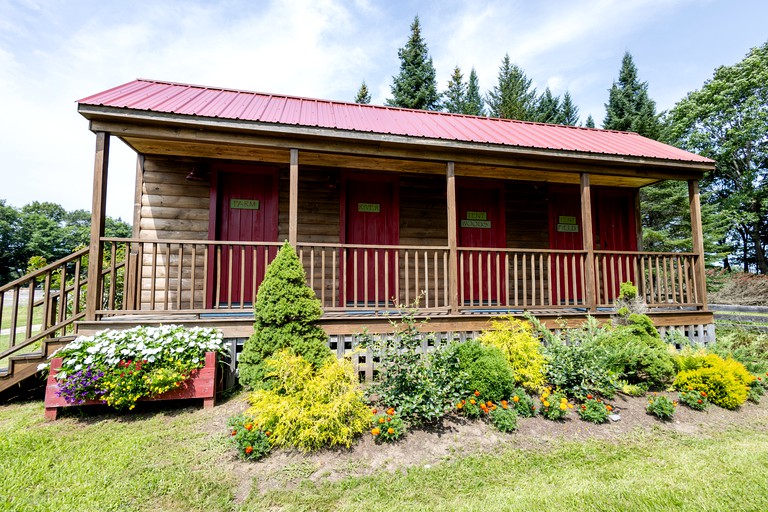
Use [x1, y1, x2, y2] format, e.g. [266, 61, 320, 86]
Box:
[688, 179, 708, 309]
[85, 132, 110, 321]
[580, 173, 597, 311]
[289, 148, 299, 246]
[125, 154, 143, 310]
[446, 162, 459, 314]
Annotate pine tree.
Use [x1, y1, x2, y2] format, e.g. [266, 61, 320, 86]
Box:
[561, 91, 579, 126]
[354, 81, 371, 104]
[442, 66, 467, 113]
[238, 242, 332, 389]
[533, 87, 561, 123]
[585, 115, 595, 128]
[465, 67, 484, 116]
[603, 52, 661, 139]
[386, 16, 440, 110]
[486, 54, 537, 120]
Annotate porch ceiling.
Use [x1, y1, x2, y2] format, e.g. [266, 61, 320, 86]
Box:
[122, 135, 660, 188]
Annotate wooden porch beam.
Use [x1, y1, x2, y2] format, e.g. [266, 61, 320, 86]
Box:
[580, 173, 597, 311]
[688, 179, 708, 309]
[85, 132, 110, 321]
[288, 148, 299, 246]
[446, 162, 459, 314]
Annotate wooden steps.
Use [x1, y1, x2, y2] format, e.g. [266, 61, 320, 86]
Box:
[0, 336, 76, 394]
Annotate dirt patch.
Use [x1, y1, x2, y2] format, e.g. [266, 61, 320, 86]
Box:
[210, 391, 768, 501]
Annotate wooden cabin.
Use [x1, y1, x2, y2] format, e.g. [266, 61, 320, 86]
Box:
[0, 79, 716, 391]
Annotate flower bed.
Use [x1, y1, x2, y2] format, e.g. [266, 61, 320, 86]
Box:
[42, 325, 226, 420]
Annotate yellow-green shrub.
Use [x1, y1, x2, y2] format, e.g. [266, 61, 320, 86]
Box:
[478, 316, 546, 392]
[246, 350, 370, 451]
[674, 352, 755, 410]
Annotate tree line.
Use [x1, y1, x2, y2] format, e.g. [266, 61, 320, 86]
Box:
[0, 200, 131, 285]
[357, 16, 767, 274]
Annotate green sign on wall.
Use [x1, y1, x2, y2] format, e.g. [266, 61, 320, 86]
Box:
[461, 220, 492, 229]
[466, 211, 487, 221]
[358, 203, 381, 213]
[556, 223, 579, 233]
[558, 215, 577, 225]
[230, 199, 260, 210]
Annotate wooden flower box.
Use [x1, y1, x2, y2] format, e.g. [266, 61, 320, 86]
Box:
[44, 352, 218, 420]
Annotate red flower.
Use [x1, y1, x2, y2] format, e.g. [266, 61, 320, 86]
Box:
[265, 431, 271, 437]
[697, 399, 703, 404]
[245, 446, 253, 455]
[371, 408, 378, 414]
[474, 390, 480, 397]
[586, 394, 593, 400]
[231, 430, 237, 436]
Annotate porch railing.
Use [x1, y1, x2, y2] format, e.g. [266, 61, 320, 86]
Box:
[0, 248, 89, 371]
[95, 238, 704, 317]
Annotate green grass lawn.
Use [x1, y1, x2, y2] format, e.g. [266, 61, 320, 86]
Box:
[1, 398, 768, 512]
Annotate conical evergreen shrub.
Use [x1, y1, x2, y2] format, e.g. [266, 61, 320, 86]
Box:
[238, 242, 332, 388]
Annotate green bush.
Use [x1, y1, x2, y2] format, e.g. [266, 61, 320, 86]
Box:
[539, 388, 572, 420]
[646, 394, 676, 420]
[594, 322, 675, 389]
[542, 339, 618, 400]
[362, 309, 468, 424]
[227, 413, 271, 460]
[370, 409, 406, 443]
[678, 388, 709, 411]
[711, 328, 768, 374]
[455, 340, 517, 403]
[477, 316, 547, 392]
[239, 242, 332, 389]
[246, 350, 370, 452]
[673, 352, 754, 410]
[489, 405, 519, 433]
[578, 397, 611, 424]
[509, 387, 537, 417]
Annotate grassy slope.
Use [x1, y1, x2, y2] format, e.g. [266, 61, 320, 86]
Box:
[1, 399, 767, 512]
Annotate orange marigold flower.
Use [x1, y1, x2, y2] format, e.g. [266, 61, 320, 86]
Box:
[457, 402, 464, 410]
[470, 399, 476, 405]
[387, 428, 395, 435]
[486, 401, 493, 407]
[586, 394, 593, 399]
[245, 423, 253, 431]
[501, 400, 508, 407]
[559, 403, 567, 411]
[581, 405, 587, 410]
[502, 403, 508, 409]
[386, 407, 395, 416]
[378, 417, 386, 424]
[231, 430, 237, 436]
[512, 396, 520, 403]
[697, 399, 703, 404]
[245, 446, 253, 455]
[474, 390, 481, 397]
[371, 408, 378, 414]
[386, 417, 392, 422]
[371, 428, 380, 436]
[265, 430, 271, 437]
[701, 392, 707, 397]
[606, 405, 613, 411]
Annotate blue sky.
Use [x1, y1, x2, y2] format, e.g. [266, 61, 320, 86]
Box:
[1, 0, 767, 222]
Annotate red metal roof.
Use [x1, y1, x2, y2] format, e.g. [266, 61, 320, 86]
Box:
[78, 79, 712, 164]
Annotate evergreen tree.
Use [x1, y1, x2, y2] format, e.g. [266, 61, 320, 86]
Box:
[603, 52, 661, 139]
[486, 54, 537, 120]
[533, 87, 561, 123]
[386, 16, 440, 110]
[442, 65, 467, 114]
[465, 67, 484, 116]
[561, 91, 580, 126]
[238, 242, 332, 389]
[585, 114, 596, 128]
[354, 81, 371, 104]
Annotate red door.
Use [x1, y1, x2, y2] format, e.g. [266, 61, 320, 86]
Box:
[208, 165, 278, 308]
[457, 183, 506, 305]
[595, 189, 638, 302]
[343, 176, 398, 306]
[548, 187, 584, 305]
